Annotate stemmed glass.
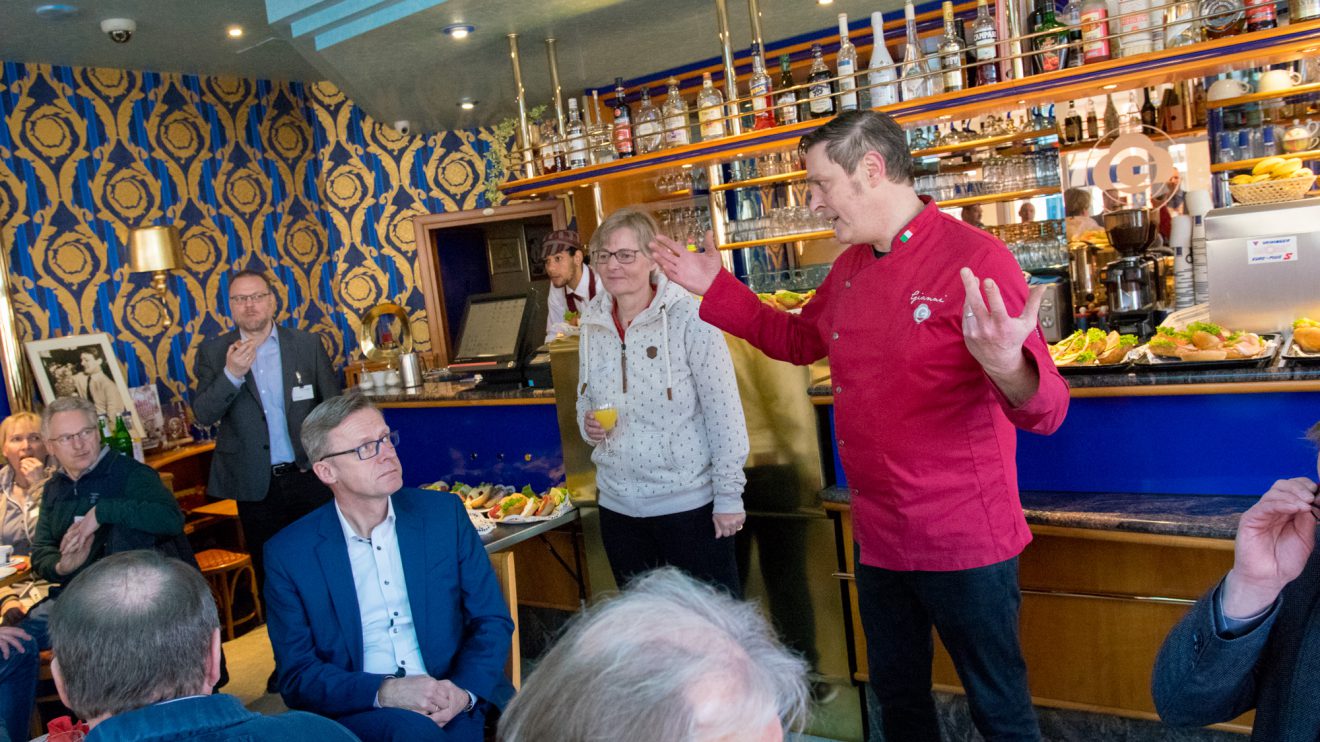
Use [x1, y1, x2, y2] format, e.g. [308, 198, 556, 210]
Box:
[593, 402, 618, 454]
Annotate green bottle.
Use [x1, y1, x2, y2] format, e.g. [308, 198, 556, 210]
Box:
[111, 415, 133, 456]
[98, 414, 112, 445]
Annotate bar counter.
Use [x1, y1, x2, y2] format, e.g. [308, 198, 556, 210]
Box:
[364, 380, 555, 407]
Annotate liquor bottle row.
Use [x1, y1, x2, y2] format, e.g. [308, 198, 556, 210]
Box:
[1057, 82, 1206, 145]
[522, 0, 1319, 178]
[1216, 116, 1320, 160]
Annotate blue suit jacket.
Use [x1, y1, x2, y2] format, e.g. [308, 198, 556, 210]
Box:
[264, 488, 516, 717]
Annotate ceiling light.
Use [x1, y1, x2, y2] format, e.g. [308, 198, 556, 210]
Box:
[1102, 83, 1118, 90]
[227, 25, 243, 38]
[459, 99, 477, 110]
[34, 4, 79, 19]
[818, 0, 834, 5]
[443, 23, 475, 39]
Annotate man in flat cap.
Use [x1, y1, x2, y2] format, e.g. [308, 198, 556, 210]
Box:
[541, 229, 603, 344]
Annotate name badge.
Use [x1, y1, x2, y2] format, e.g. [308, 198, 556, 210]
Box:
[292, 384, 314, 401]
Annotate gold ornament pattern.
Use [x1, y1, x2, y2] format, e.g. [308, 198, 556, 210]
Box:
[0, 62, 501, 411]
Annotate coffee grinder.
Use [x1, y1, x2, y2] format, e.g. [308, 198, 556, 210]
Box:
[1101, 208, 1159, 337]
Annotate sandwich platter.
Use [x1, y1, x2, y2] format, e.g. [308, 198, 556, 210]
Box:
[423, 481, 575, 527]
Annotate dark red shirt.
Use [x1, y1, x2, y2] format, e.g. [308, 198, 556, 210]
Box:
[701, 197, 1069, 571]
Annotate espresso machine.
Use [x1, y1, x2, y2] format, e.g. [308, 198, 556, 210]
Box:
[1101, 208, 1160, 337]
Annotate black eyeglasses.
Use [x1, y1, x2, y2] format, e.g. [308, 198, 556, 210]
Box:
[319, 430, 400, 462]
[592, 248, 642, 265]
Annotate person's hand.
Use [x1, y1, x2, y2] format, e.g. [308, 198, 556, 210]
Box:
[225, 338, 257, 379]
[56, 515, 97, 576]
[1222, 476, 1319, 618]
[583, 411, 606, 443]
[379, 676, 457, 721]
[960, 267, 1047, 377]
[713, 512, 746, 538]
[18, 456, 46, 482]
[426, 680, 471, 726]
[0, 625, 32, 660]
[649, 231, 722, 296]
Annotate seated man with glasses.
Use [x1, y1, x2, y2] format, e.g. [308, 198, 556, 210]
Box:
[0, 396, 186, 742]
[264, 392, 515, 742]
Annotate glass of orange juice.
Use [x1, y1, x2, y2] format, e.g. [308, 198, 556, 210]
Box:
[594, 402, 618, 452]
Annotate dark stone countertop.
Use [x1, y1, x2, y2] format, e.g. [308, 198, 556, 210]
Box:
[807, 359, 1320, 395]
[819, 486, 1250, 539]
[364, 380, 555, 405]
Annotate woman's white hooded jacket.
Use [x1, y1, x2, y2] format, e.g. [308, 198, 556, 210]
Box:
[576, 274, 748, 518]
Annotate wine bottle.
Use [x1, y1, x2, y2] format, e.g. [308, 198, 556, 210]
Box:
[868, 13, 900, 107]
[900, 1, 930, 100]
[611, 78, 634, 158]
[837, 15, 859, 111]
[1033, 0, 1069, 73]
[776, 55, 802, 125]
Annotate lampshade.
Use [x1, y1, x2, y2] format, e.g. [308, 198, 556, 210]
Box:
[128, 225, 183, 274]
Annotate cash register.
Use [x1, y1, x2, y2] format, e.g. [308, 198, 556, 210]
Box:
[446, 291, 548, 391]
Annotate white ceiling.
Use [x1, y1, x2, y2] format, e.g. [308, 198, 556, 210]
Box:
[0, 0, 909, 133]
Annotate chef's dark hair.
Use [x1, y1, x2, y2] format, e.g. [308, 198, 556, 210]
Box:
[797, 110, 913, 186]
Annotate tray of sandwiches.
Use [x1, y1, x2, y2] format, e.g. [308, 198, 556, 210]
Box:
[1048, 329, 1139, 373]
[1284, 318, 1320, 364]
[1130, 322, 1279, 370]
[423, 481, 574, 531]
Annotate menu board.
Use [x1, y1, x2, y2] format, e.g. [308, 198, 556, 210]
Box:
[455, 296, 528, 360]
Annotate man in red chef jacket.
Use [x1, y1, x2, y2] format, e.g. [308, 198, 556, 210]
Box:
[652, 110, 1070, 741]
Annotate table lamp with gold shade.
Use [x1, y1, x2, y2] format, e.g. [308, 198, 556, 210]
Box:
[128, 225, 184, 327]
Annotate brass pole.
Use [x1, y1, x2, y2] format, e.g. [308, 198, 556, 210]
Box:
[713, 0, 743, 136]
[0, 238, 32, 412]
[746, 0, 765, 56]
[546, 38, 566, 135]
[507, 33, 535, 179]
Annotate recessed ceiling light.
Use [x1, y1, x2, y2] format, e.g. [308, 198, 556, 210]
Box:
[818, 0, 834, 5]
[34, 4, 79, 19]
[443, 23, 475, 39]
[227, 25, 243, 38]
[459, 99, 477, 110]
[1102, 83, 1118, 89]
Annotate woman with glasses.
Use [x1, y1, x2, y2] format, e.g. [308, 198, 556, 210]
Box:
[576, 208, 749, 596]
[0, 412, 54, 624]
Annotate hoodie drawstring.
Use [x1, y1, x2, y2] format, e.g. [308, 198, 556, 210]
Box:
[661, 304, 673, 401]
[579, 327, 589, 396]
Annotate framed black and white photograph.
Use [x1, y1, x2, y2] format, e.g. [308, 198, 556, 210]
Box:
[487, 237, 526, 276]
[24, 332, 144, 437]
[524, 222, 554, 281]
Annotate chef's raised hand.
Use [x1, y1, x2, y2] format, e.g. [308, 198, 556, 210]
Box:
[650, 231, 721, 296]
[959, 267, 1046, 377]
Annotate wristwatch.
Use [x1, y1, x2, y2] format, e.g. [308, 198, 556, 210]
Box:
[464, 690, 476, 713]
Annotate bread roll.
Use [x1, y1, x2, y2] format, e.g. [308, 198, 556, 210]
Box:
[1177, 348, 1228, 362]
[1296, 326, 1320, 353]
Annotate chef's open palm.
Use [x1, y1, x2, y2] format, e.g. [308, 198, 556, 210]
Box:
[650, 231, 721, 296]
[959, 267, 1046, 375]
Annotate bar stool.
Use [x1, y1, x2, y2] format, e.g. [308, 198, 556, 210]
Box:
[196, 549, 262, 641]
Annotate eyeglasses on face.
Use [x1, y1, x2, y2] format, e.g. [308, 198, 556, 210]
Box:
[319, 430, 400, 462]
[592, 248, 642, 265]
[50, 427, 98, 447]
[229, 292, 271, 306]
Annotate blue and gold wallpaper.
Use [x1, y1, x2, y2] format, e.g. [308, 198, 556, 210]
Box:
[0, 61, 499, 405]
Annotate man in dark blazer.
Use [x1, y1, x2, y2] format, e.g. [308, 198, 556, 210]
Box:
[264, 393, 514, 742]
[192, 269, 340, 606]
[1153, 421, 1320, 740]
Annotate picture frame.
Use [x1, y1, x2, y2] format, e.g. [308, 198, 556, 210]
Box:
[24, 332, 145, 438]
[524, 222, 554, 281]
[129, 383, 166, 450]
[487, 237, 527, 276]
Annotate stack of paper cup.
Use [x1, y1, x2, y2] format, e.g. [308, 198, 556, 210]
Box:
[1184, 190, 1214, 306]
[1169, 215, 1194, 309]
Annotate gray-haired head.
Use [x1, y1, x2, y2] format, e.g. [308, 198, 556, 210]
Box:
[588, 207, 661, 264]
[47, 549, 220, 720]
[40, 396, 98, 438]
[797, 110, 913, 185]
[301, 391, 374, 463]
[1308, 421, 1320, 446]
[498, 567, 810, 742]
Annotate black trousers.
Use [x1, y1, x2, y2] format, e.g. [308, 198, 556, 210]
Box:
[237, 468, 332, 596]
[855, 554, 1040, 742]
[599, 502, 741, 597]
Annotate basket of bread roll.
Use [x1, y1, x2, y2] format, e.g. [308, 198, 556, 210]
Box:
[1228, 156, 1317, 205]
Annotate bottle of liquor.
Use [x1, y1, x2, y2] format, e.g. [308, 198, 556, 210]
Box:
[111, 414, 133, 457]
[776, 55, 802, 125]
[1032, 0, 1069, 73]
[1103, 92, 1120, 135]
[938, 2, 968, 92]
[807, 43, 836, 118]
[635, 87, 663, 154]
[1245, 0, 1276, 31]
[589, 91, 615, 165]
[1063, 100, 1083, 143]
[697, 72, 727, 141]
[565, 97, 587, 169]
[1294, 0, 1320, 22]
[1140, 87, 1158, 129]
[611, 78, 634, 158]
[538, 117, 560, 175]
[1063, 0, 1085, 68]
[1080, 0, 1112, 63]
[1085, 99, 1099, 139]
[900, 1, 930, 100]
[1200, 0, 1245, 39]
[971, 0, 999, 86]
[868, 13, 900, 107]
[1118, 0, 1152, 56]
[1164, 0, 1200, 48]
[661, 77, 690, 148]
[837, 15, 859, 111]
[749, 43, 777, 129]
[1161, 86, 1185, 132]
[97, 413, 112, 445]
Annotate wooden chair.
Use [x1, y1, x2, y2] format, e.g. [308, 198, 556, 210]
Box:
[487, 551, 520, 690]
[195, 548, 262, 641]
[29, 650, 64, 738]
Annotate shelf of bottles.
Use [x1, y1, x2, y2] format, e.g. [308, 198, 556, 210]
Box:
[720, 230, 839, 252]
[709, 170, 808, 192]
[1203, 68, 1320, 194]
[501, 0, 1320, 198]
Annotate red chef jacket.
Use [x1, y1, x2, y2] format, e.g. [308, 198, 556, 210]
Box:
[701, 197, 1069, 571]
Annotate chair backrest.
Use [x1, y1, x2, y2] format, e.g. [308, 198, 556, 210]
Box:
[487, 551, 520, 690]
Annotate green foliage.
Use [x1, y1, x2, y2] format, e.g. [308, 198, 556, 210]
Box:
[481, 104, 549, 205]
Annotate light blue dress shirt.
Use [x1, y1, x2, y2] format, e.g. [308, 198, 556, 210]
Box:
[224, 330, 295, 466]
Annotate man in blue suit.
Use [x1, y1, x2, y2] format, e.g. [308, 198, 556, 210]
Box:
[264, 392, 515, 742]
